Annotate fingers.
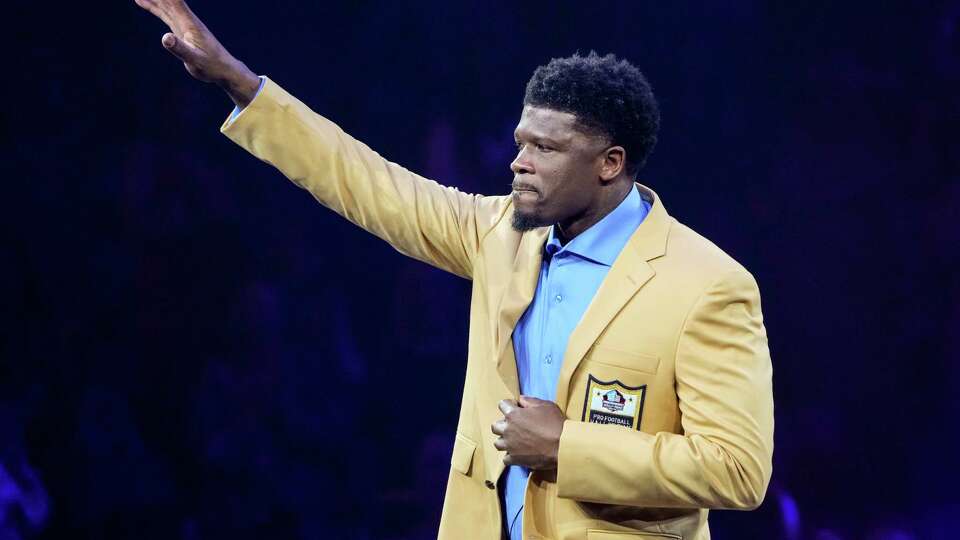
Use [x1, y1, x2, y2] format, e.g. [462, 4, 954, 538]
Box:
[492, 418, 508, 452]
[135, 0, 202, 35]
[494, 399, 522, 462]
[135, 0, 176, 30]
[161, 33, 199, 64]
[498, 399, 518, 416]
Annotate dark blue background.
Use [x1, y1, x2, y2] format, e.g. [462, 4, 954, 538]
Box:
[3, 1, 959, 538]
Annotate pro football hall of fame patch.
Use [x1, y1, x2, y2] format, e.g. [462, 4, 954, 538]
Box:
[581, 374, 647, 430]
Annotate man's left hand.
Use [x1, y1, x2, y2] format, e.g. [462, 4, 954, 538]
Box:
[491, 396, 566, 469]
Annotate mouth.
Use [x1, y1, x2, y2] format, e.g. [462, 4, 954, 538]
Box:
[512, 189, 540, 208]
[511, 183, 540, 195]
[512, 188, 539, 198]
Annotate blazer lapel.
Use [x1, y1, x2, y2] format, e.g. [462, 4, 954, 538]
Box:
[494, 226, 550, 396]
[480, 226, 548, 485]
[554, 184, 672, 408]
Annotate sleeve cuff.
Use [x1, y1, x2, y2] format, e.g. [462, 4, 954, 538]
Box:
[223, 75, 267, 127]
[556, 419, 656, 503]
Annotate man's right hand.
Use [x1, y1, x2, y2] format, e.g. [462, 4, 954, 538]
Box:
[135, 0, 261, 108]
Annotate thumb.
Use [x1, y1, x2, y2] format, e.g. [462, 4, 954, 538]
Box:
[161, 32, 197, 64]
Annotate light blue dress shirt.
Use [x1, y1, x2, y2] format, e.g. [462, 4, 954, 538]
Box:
[503, 184, 651, 540]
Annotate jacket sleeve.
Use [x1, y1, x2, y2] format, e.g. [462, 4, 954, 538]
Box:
[220, 77, 509, 279]
[556, 269, 774, 510]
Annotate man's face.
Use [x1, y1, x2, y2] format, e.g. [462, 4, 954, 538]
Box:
[510, 105, 609, 232]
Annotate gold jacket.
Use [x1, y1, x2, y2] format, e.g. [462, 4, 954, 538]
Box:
[221, 78, 775, 540]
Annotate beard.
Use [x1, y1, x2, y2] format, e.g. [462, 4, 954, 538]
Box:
[511, 207, 551, 232]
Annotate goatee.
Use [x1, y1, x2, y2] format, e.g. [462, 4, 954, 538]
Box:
[511, 210, 550, 232]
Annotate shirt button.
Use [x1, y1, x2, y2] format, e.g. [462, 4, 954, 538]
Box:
[545, 354, 552, 364]
[485, 480, 495, 490]
[555, 294, 563, 303]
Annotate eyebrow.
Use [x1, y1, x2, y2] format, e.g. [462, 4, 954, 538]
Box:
[513, 129, 564, 146]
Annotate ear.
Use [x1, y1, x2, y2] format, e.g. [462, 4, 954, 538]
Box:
[598, 145, 626, 182]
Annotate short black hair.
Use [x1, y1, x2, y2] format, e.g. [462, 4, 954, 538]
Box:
[523, 51, 660, 177]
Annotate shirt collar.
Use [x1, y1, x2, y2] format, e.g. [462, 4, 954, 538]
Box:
[545, 184, 646, 266]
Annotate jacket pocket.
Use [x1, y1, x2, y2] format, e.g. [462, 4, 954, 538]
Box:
[587, 346, 660, 374]
[587, 529, 681, 540]
[451, 432, 477, 476]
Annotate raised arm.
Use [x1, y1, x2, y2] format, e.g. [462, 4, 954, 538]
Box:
[136, 0, 509, 278]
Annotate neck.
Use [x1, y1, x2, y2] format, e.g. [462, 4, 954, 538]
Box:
[555, 180, 633, 244]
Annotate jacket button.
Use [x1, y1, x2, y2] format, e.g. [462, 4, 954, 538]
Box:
[485, 480, 495, 490]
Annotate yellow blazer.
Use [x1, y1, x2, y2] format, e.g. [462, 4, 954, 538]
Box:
[221, 78, 774, 540]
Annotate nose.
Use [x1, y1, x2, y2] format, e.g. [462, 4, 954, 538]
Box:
[510, 148, 534, 175]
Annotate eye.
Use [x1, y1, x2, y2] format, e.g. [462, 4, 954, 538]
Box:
[536, 143, 553, 153]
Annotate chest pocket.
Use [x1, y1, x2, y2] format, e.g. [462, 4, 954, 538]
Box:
[586, 346, 660, 374]
[572, 348, 661, 432]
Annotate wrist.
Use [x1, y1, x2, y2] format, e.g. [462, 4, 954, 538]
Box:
[218, 60, 260, 109]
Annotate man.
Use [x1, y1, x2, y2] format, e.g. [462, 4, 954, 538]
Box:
[136, 1, 775, 538]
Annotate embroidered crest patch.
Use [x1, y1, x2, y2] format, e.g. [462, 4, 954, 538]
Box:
[581, 375, 647, 430]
